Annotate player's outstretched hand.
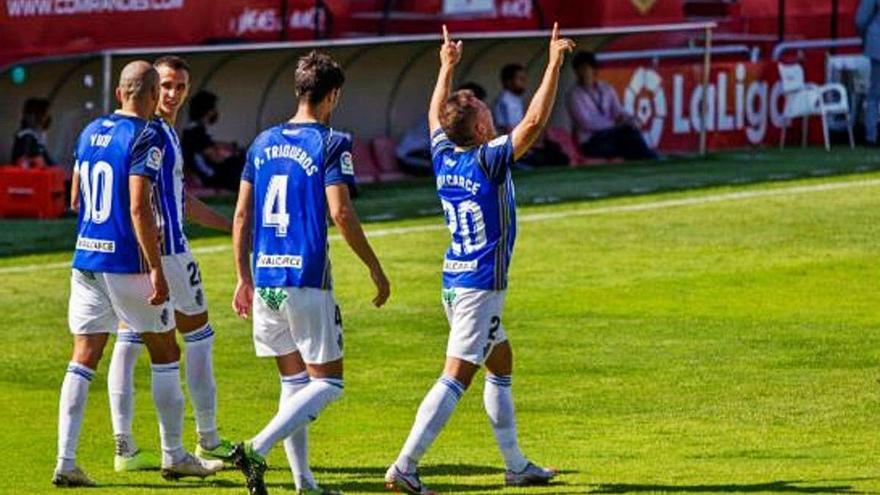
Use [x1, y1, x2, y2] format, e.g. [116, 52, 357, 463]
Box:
[148, 267, 169, 306]
[548, 22, 576, 66]
[371, 267, 391, 308]
[233, 279, 254, 319]
[440, 24, 463, 68]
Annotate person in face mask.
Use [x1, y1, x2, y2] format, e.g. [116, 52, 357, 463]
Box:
[181, 90, 245, 191]
[12, 97, 55, 168]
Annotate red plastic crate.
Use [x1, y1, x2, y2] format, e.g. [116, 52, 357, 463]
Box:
[0, 166, 66, 219]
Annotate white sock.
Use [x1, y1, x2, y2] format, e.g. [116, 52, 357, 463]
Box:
[151, 361, 186, 465]
[182, 323, 218, 449]
[57, 362, 94, 473]
[394, 375, 465, 474]
[484, 374, 528, 472]
[280, 373, 316, 490]
[108, 332, 143, 457]
[250, 377, 343, 457]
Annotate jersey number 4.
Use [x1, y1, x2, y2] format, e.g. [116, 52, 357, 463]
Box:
[78, 160, 113, 224]
[263, 175, 290, 237]
[442, 199, 487, 255]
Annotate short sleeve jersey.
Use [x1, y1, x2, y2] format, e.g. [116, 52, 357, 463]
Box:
[71, 113, 164, 273]
[154, 118, 188, 255]
[432, 129, 517, 291]
[242, 122, 356, 289]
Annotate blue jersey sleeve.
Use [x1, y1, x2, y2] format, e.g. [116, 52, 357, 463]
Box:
[431, 129, 455, 172]
[324, 131, 356, 188]
[129, 122, 164, 181]
[477, 134, 514, 184]
[241, 142, 258, 184]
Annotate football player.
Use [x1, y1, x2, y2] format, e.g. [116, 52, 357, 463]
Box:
[55, 61, 222, 487]
[106, 55, 235, 474]
[229, 50, 391, 495]
[384, 24, 575, 494]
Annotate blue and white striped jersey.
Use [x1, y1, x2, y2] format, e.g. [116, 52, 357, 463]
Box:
[154, 118, 188, 255]
[242, 122, 356, 289]
[71, 113, 164, 274]
[432, 130, 517, 291]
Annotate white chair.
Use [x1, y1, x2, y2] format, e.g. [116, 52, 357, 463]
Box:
[778, 62, 854, 151]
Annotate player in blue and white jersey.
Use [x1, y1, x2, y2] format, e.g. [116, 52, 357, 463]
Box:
[385, 25, 576, 495]
[229, 50, 391, 495]
[105, 56, 236, 475]
[54, 61, 223, 487]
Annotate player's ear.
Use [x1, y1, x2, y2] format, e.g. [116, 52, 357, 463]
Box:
[329, 88, 342, 108]
[115, 87, 124, 106]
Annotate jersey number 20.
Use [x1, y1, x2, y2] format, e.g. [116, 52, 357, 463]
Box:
[442, 199, 487, 254]
[78, 160, 113, 224]
[263, 175, 290, 237]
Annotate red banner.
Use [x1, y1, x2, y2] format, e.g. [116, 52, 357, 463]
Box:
[0, 0, 349, 68]
[597, 60, 828, 151]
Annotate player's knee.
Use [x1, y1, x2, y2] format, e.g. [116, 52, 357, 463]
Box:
[72, 337, 106, 369]
[144, 332, 181, 364]
[443, 357, 479, 388]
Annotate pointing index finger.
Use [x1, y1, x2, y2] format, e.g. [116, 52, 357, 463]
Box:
[552, 22, 559, 42]
[443, 24, 450, 44]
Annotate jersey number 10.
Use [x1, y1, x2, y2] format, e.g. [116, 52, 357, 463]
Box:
[78, 160, 114, 224]
[263, 175, 290, 237]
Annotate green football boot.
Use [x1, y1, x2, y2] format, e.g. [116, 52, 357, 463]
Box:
[195, 438, 235, 462]
[114, 449, 160, 472]
[231, 442, 268, 495]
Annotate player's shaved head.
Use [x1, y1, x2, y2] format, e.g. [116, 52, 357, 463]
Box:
[118, 60, 159, 103]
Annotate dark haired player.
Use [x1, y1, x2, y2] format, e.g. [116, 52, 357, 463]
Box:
[55, 61, 222, 487]
[106, 55, 235, 475]
[230, 50, 391, 495]
[384, 25, 576, 495]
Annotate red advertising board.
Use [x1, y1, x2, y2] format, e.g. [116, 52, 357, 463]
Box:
[0, 0, 348, 68]
[598, 60, 826, 152]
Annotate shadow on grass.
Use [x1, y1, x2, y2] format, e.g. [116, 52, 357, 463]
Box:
[589, 480, 872, 494]
[308, 463, 505, 477]
[105, 477, 242, 489]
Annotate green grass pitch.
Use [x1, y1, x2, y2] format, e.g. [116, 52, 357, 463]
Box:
[0, 161, 878, 494]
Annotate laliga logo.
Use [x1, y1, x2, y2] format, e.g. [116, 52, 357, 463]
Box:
[631, 0, 658, 14]
[624, 67, 667, 149]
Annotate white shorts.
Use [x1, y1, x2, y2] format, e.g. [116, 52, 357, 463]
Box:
[443, 287, 508, 365]
[252, 286, 343, 364]
[162, 252, 208, 316]
[68, 269, 175, 335]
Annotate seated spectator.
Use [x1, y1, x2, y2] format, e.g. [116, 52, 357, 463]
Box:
[11, 97, 55, 168]
[567, 51, 657, 161]
[182, 90, 245, 191]
[396, 82, 487, 176]
[493, 63, 528, 134]
[493, 64, 568, 168]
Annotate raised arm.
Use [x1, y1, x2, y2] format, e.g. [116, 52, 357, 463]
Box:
[186, 190, 233, 232]
[428, 25, 463, 135]
[511, 23, 576, 160]
[326, 183, 390, 308]
[231, 180, 254, 318]
[130, 175, 168, 305]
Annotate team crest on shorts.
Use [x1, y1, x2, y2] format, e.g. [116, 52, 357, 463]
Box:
[257, 288, 288, 311]
[160, 308, 170, 326]
[442, 288, 457, 306]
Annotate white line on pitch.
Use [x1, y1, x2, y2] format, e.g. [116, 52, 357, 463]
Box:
[2, 177, 879, 276]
